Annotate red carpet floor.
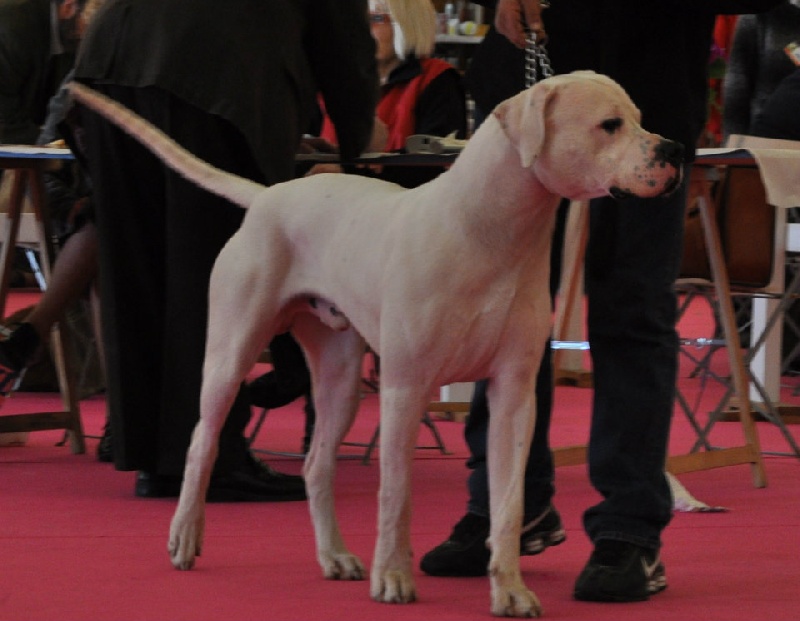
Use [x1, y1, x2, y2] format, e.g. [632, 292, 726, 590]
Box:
[0, 293, 798, 621]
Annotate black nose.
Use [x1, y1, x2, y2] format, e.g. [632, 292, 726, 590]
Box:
[655, 140, 685, 167]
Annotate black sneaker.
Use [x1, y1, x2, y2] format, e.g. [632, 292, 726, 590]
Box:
[420, 506, 566, 577]
[521, 505, 566, 555]
[135, 471, 183, 498]
[573, 540, 667, 602]
[420, 512, 491, 576]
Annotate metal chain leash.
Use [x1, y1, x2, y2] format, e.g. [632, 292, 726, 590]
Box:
[524, 0, 554, 88]
[524, 29, 554, 88]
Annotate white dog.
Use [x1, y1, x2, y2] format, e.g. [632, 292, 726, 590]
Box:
[70, 71, 682, 617]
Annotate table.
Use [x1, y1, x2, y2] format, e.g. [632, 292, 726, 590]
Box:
[0, 146, 84, 453]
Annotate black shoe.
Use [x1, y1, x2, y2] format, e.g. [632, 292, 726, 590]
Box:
[573, 540, 667, 602]
[97, 421, 113, 463]
[135, 471, 183, 498]
[135, 453, 307, 502]
[206, 451, 307, 502]
[420, 513, 491, 576]
[520, 505, 566, 555]
[0, 322, 39, 398]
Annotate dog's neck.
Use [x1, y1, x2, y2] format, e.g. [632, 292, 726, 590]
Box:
[426, 115, 561, 251]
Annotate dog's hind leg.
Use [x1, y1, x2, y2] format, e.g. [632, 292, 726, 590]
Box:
[169, 321, 271, 569]
[169, 247, 282, 571]
[292, 316, 367, 581]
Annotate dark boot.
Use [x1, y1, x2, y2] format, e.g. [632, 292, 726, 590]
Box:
[97, 417, 113, 462]
[0, 322, 40, 399]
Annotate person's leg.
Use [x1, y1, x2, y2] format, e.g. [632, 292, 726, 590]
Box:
[141, 89, 304, 500]
[574, 176, 688, 602]
[24, 222, 98, 339]
[302, 389, 316, 453]
[419, 344, 562, 577]
[81, 85, 304, 500]
[248, 332, 311, 410]
[0, 220, 100, 402]
[465, 350, 556, 522]
[80, 84, 169, 474]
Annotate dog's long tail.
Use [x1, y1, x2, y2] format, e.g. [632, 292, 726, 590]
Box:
[68, 81, 263, 209]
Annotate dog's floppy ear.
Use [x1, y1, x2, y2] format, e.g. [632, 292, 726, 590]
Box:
[493, 81, 555, 168]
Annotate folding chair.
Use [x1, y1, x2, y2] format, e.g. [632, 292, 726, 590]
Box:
[0, 150, 84, 453]
[551, 170, 771, 485]
[676, 137, 800, 463]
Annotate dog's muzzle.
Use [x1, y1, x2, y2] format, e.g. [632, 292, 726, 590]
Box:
[610, 138, 685, 200]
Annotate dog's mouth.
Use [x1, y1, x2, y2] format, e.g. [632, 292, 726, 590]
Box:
[609, 186, 634, 200]
[609, 167, 683, 201]
[661, 172, 682, 197]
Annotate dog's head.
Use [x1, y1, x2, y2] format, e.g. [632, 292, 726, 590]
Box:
[493, 71, 684, 201]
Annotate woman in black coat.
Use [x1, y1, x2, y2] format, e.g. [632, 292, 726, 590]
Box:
[73, 0, 379, 500]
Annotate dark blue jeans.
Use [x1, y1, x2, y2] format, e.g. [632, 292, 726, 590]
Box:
[465, 175, 688, 551]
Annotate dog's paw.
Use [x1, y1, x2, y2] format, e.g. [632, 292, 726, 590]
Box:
[168, 532, 202, 571]
[319, 552, 366, 580]
[370, 569, 417, 604]
[168, 517, 204, 571]
[490, 584, 542, 618]
[168, 536, 200, 571]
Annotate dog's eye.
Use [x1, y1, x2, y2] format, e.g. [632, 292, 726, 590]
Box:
[600, 118, 623, 134]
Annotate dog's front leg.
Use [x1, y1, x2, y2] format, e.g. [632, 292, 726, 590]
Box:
[370, 384, 429, 605]
[485, 370, 543, 618]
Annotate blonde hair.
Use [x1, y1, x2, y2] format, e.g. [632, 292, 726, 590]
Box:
[385, 0, 437, 59]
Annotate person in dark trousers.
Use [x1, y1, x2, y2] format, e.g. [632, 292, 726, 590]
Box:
[420, 0, 785, 603]
[72, 0, 378, 501]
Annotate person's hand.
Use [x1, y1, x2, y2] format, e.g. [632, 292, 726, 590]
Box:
[305, 163, 344, 176]
[297, 136, 338, 155]
[494, 0, 547, 49]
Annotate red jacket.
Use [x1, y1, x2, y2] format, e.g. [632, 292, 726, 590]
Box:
[321, 57, 455, 151]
